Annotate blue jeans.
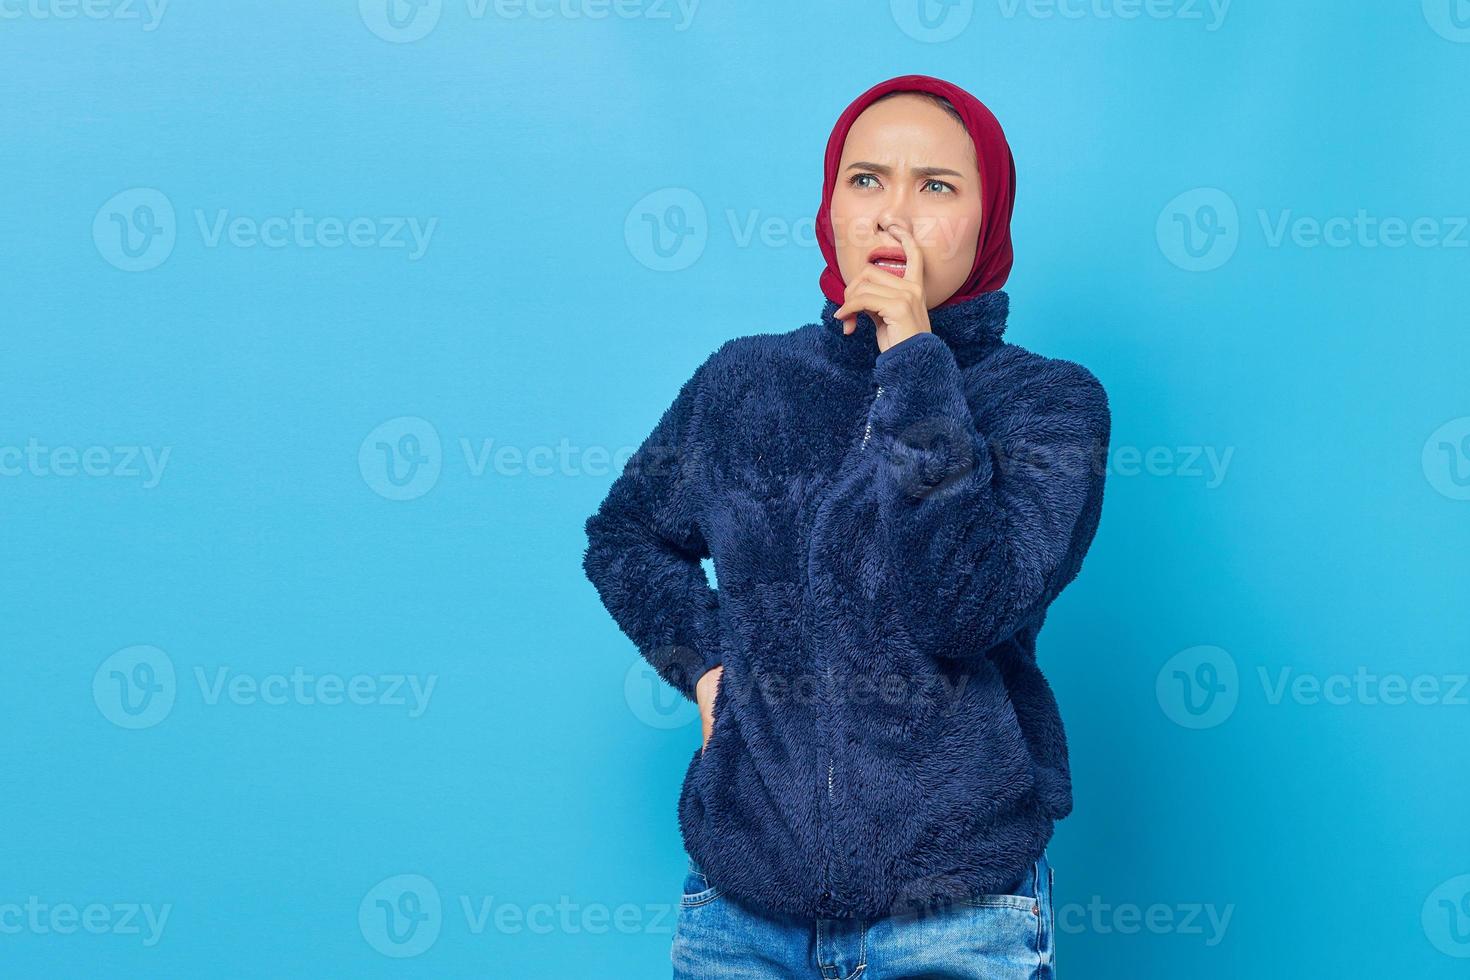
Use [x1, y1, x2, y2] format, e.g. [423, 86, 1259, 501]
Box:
[672, 851, 1056, 978]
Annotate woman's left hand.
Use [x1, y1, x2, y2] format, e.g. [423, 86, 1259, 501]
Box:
[833, 224, 933, 355]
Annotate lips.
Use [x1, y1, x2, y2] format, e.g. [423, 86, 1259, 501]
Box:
[867, 245, 908, 277]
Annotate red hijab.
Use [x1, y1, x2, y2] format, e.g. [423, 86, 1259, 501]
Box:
[815, 74, 1017, 309]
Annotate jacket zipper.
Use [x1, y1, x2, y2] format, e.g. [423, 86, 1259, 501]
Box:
[818, 380, 884, 913]
[841, 382, 882, 796]
[860, 384, 884, 448]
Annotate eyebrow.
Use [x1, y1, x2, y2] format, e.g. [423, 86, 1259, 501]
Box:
[844, 161, 968, 179]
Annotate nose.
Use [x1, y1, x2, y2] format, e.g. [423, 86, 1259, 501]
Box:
[876, 214, 914, 247]
[876, 193, 914, 243]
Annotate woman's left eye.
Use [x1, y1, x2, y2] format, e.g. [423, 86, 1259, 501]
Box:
[924, 180, 956, 194]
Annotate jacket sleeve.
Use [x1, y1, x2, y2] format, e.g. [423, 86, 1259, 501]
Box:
[856, 331, 1110, 661]
[581, 357, 721, 703]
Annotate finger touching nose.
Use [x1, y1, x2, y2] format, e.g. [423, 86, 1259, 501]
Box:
[878, 213, 913, 245]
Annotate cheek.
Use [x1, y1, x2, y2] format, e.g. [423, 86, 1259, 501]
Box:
[920, 210, 982, 268]
[829, 198, 878, 271]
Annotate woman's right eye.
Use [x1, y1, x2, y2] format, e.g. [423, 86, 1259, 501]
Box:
[848, 173, 880, 190]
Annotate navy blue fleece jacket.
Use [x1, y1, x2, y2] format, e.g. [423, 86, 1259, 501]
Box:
[581, 289, 1110, 919]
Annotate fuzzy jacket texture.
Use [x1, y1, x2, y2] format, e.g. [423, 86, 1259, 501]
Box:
[581, 289, 1110, 920]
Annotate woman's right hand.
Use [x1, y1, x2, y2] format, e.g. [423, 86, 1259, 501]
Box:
[697, 665, 724, 754]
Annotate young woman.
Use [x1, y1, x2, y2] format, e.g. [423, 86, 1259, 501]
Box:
[583, 73, 1110, 978]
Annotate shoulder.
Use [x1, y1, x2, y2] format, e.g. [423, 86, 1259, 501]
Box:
[703, 325, 808, 372]
[971, 342, 1110, 452]
[981, 341, 1109, 415]
[687, 324, 813, 399]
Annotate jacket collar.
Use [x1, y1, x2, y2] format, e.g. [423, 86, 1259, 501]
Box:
[817, 288, 1009, 371]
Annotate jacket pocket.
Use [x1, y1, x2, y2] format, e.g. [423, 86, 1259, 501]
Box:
[841, 654, 1037, 857]
[702, 580, 800, 757]
[989, 644, 1073, 821]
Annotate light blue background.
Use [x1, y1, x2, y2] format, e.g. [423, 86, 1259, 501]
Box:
[3, 1, 1468, 976]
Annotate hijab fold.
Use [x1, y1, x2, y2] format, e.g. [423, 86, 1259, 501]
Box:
[815, 74, 1017, 309]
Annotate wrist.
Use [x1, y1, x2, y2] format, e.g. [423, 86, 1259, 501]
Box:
[875, 329, 943, 370]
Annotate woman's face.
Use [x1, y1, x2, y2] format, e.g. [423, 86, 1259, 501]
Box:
[829, 94, 983, 307]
